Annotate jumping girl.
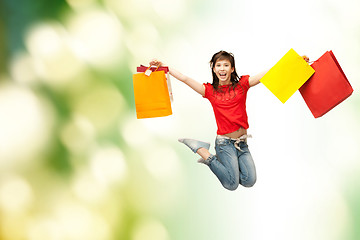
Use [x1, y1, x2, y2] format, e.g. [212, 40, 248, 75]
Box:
[150, 51, 308, 191]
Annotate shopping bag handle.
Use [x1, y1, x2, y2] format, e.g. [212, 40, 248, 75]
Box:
[145, 64, 161, 76]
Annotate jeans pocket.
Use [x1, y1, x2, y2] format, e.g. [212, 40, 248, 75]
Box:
[216, 138, 228, 146]
[241, 142, 249, 149]
[215, 138, 229, 153]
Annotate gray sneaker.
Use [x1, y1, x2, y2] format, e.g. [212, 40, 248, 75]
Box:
[178, 138, 210, 153]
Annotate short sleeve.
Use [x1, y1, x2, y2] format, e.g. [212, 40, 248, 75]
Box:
[240, 75, 250, 90]
[203, 83, 212, 99]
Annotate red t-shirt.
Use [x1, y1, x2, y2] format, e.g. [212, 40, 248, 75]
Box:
[203, 75, 250, 135]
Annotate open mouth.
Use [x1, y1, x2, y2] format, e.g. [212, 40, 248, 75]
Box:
[219, 73, 227, 79]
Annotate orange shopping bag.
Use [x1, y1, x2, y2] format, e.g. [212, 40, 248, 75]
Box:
[133, 65, 172, 119]
[137, 65, 173, 102]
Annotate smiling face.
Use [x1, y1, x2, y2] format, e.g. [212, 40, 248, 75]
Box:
[213, 59, 234, 85]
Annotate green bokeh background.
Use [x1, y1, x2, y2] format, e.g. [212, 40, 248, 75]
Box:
[0, 0, 359, 239]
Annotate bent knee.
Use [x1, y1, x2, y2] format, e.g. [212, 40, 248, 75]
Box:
[223, 182, 239, 191]
[242, 177, 256, 188]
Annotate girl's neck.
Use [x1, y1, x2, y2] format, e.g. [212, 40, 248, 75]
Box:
[219, 80, 231, 86]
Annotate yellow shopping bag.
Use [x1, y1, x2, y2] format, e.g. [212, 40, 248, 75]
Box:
[133, 65, 172, 119]
[260, 48, 315, 103]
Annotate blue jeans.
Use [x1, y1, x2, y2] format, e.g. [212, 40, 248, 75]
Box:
[205, 136, 257, 190]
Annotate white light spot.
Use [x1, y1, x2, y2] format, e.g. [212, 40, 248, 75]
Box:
[125, 22, 160, 60]
[73, 85, 124, 131]
[132, 218, 169, 240]
[90, 146, 127, 185]
[121, 117, 152, 147]
[60, 115, 96, 154]
[0, 175, 33, 213]
[25, 22, 84, 86]
[10, 52, 38, 85]
[67, 9, 123, 69]
[55, 204, 110, 240]
[152, 0, 185, 21]
[72, 170, 108, 203]
[143, 146, 181, 181]
[27, 218, 62, 240]
[0, 84, 52, 166]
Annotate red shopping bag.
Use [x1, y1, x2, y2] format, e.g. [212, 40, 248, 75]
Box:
[299, 51, 353, 118]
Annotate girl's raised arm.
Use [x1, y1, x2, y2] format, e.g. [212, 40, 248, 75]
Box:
[249, 70, 267, 87]
[150, 60, 205, 96]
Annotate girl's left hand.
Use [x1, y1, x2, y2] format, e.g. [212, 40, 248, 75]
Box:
[149, 59, 165, 67]
[302, 55, 310, 63]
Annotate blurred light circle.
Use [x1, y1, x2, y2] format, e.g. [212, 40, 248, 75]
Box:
[0, 175, 33, 212]
[10, 52, 38, 85]
[132, 218, 169, 240]
[67, 9, 123, 69]
[121, 117, 152, 147]
[103, 0, 150, 19]
[26, 23, 63, 57]
[90, 146, 127, 185]
[60, 115, 96, 154]
[143, 146, 181, 181]
[72, 169, 108, 203]
[55, 204, 110, 240]
[125, 21, 160, 61]
[25, 22, 84, 86]
[0, 84, 53, 166]
[141, 116, 176, 138]
[27, 218, 62, 240]
[72, 85, 125, 131]
[151, 0, 185, 21]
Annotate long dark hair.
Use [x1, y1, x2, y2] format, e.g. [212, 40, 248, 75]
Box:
[210, 50, 240, 92]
